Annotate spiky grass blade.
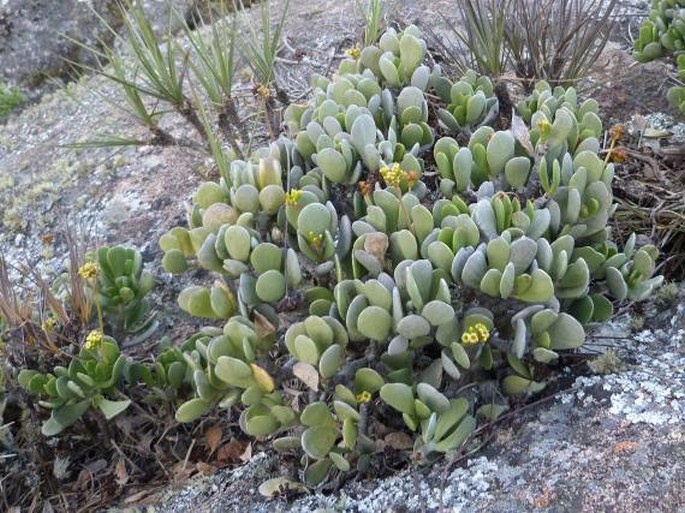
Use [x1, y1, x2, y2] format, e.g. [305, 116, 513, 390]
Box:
[179, 4, 239, 108]
[236, 0, 290, 85]
[355, 0, 383, 47]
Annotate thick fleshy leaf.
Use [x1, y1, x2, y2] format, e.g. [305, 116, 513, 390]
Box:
[396, 314, 431, 339]
[548, 313, 585, 350]
[357, 306, 393, 341]
[97, 398, 131, 420]
[380, 382, 415, 415]
[302, 425, 337, 460]
[175, 398, 212, 423]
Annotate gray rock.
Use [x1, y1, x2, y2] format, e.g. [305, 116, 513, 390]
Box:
[0, 0, 195, 104]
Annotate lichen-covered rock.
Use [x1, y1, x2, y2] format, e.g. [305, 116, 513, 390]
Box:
[151, 300, 685, 512]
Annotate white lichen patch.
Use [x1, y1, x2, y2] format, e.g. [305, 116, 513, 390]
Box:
[626, 112, 685, 142]
[295, 456, 504, 513]
[606, 350, 685, 425]
[563, 315, 685, 426]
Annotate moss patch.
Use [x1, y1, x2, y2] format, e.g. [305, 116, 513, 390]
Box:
[0, 83, 24, 120]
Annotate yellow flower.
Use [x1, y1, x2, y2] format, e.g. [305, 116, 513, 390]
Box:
[84, 329, 103, 350]
[380, 163, 420, 190]
[461, 323, 491, 345]
[256, 83, 271, 99]
[307, 231, 324, 249]
[474, 322, 490, 342]
[536, 119, 552, 142]
[356, 390, 372, 403]
[42, 317, 56, 332]
[345, 46, 361, 60]
[285, 189, 303, 207]
[78, 262, 98, 279]
[380, 163, 404, 188]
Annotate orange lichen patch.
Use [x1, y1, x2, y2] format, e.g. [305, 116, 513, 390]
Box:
[531, 485, 556, 508]
[613, 441, 639, 453]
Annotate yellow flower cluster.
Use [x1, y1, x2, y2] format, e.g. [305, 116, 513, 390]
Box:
[308, 231, 324, 249]
[460, 323, 490, 345]
[356, 390, 372, 403]
[345, 46, 361, 60]
[380, 163, 404, 188]
[42, 317, 56, 332]
[256, 83, 271, 99]
[78, 262, 98, 279]
[536, 119, 552, 141]
[284, 189, 303, 207]
[84, 329, 103, 350]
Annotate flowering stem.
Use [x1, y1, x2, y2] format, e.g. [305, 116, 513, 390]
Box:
[395, 189, 416, 236]
[92, 283, 104, 334]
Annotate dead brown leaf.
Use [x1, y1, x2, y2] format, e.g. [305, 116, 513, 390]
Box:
[171, 461, 194, 483]
[205, 425, 223, 456]
[73, 459, 108, 490]
[614, 441, 639, 453]
[216, 438, 249, 464]
[371, 418, 392, 438]
[239, 442, 252, 463]
[364, 232, 389, 261]
[512, 111, 535, 157]
[124, 488, 162, 505]
[283, 385, 305, 412]
[531, 485, 556, 508]
[115, 458, 129, 487]
[196, 461, 218, 476]
[293, 361, 319, 390]
[254, 310, 277, 340]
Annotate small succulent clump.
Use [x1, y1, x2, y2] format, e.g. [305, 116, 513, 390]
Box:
[16, 245, 159, 436]
[18, 333, 132, 435]
[633, 1, 685, 112]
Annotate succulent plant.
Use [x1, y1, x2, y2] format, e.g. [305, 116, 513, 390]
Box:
[434, 70, 499, 136]
[92, 245, 155, 334]
[177, 281, 238, 319]
[284, 315, 348, 376]
[633, 1, 685, 63]
[631, 4, 685, 111]
[18, 333, 132, 436]
[174, 315, 280, 424]
[379, 383, 475, 455]
[356, 25, 428, 88]
[667, 54, 685, 112]
[130, 340, 192, 403]
[291, 199, 352, 265]
[147, 26, 666, 489]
